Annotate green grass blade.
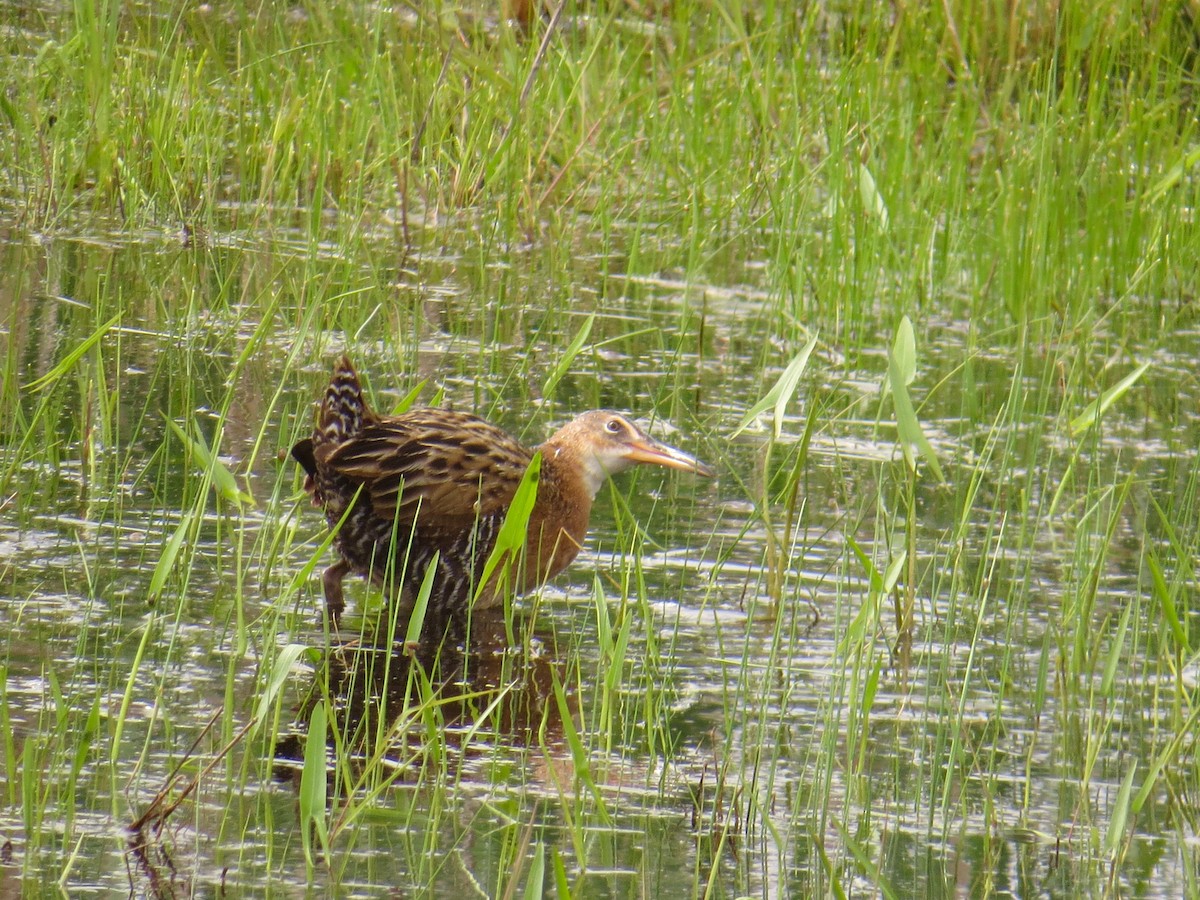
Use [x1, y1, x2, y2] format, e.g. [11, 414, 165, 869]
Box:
[521, 842, 545, 900]
[300, 700, 331, 867]
[404, 550, 439, 647]
[1102, 761, 1138, 856]
[1147, 145, 1200, 202]
[472, 453, 541, 605]
[550, 847, 570, 899]
[1100, 601, 1133, 698]
[1146, 552, 1188, 652]
[731, 331, 818, 439]
[835, 818, 899, 900]
[1133, 702, 1200, 813]
[252, 643, 309, 735]
[543, 314, 594, 397]
[812, 830, 849, 900]
[888, 316, 945, 481]
[387, 379, 428, 416]
[841, 537, 905, 652]
[858, 163, 890, 231]
[888, 315, 917, 388]
[22, 313, 121, 391]
[147, 510, 194, 605]
[165, 416, 254, 507]
[549, 667, 610, 826]
[1070, 361, 1151, 437]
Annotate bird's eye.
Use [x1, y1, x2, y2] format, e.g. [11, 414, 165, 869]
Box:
[605, 418, 623, 434]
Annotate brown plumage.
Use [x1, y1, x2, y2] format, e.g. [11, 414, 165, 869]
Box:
[292, 356, 715, 621]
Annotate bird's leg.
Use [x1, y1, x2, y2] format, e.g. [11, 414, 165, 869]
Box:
[322, 559, 350, 623]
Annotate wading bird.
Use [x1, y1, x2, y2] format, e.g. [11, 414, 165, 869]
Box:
[292, 356, 714, 622]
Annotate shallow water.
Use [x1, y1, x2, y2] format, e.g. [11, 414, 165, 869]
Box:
[1, 213, 1196, 898]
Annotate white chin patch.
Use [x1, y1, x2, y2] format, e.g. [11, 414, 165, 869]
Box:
[581, 454, 616, 498]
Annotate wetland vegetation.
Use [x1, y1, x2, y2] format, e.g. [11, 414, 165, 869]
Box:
[2, 1, 1200, 896]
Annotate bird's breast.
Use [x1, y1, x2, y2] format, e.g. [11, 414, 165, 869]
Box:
[516, 457, 590, 587]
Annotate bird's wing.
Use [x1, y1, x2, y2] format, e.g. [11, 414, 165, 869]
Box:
[316, 409, 534, 528]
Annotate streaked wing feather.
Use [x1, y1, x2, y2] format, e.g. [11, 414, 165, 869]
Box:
[320, 410, 533, 526]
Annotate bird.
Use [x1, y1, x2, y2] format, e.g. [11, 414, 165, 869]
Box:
[292, 356, 715, 622]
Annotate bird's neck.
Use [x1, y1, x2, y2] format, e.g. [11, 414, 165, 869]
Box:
[538, 438, 606, 502]
[527, 440, 596, 581]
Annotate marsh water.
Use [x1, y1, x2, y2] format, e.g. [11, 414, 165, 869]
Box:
[3, 7, 1200, 899]
[2, 214, 1197, 898]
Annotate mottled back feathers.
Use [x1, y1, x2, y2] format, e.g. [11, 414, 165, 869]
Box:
[318, 410, 534, 528]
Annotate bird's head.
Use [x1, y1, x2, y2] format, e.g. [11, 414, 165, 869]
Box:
[545, 410, 715, 498]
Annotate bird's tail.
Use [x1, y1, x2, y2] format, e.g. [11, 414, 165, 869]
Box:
[315, 355, 374, 447]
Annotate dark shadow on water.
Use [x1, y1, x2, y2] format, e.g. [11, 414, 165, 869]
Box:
[125, 828, 187, 900]
[122, 608, 564, 898]
[273, 606, 566, 786]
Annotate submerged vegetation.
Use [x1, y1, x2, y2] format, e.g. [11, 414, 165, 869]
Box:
[1, 0, 1200, 895]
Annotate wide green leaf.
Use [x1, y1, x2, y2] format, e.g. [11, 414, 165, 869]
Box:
[887, 317, 945, 481]
[1070, 361, 1151, 437]
[731, 331, 818, 439]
